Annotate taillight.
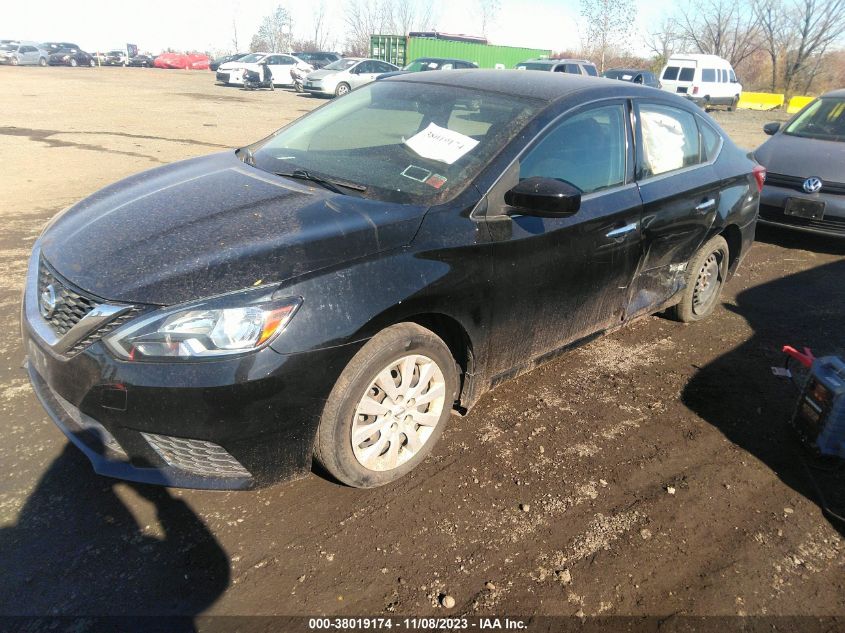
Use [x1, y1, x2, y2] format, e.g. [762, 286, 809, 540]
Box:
[692, 86, 699, 95]
[752, 165, 766, 192]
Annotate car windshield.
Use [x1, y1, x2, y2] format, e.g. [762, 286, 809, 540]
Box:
[516, 62, 552, 70]
[324, 58, 358, 71]
[784, 97, 845, 142]
[404, 60, 442, 71]
[239, 53, 265, 63]
[250, 80, 543, 204]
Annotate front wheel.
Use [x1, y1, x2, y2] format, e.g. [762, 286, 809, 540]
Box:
[89, 59, 96, 67]
[11, 57, 19, 66]
[670, 235, 730, 323]
[69, 58, 78, 67]
[334, 82, 350, 97]
[314, 323, 458, 488]
[38, 57, 46, 67]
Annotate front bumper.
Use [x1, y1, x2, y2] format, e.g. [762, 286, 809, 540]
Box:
[303, 83, 332, 96]
[21, 248, 363, 489]
[759, 183, 845, 237]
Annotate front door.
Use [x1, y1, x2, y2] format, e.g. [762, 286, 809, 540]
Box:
[484, 101, 644, 378]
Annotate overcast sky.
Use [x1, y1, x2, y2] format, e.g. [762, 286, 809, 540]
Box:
[4, 0, 674, 56]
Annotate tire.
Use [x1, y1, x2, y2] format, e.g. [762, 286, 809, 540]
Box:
[38, 57, 46, 67]
[10, 57, 19, 66]
[314, 323, 459, 488]
[89, 59, 96, 67]
[335, 82, 350, 97]
[728, 95, 739, 112]
[670, 235, 730, 323]
[69, 58, 78, 67]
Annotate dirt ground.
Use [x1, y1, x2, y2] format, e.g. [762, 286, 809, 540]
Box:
[0, 68, 843, 625]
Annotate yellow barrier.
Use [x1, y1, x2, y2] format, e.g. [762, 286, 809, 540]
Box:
[787, 95, 815, 114]
[737, 92, 785, 110]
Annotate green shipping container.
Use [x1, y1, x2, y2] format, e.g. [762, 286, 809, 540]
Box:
[370, 35, 550, 70]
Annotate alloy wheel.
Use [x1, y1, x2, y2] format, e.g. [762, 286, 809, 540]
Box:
[351, 354, 446, 472]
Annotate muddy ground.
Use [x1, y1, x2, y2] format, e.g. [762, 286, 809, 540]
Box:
[0, 68, 843, 624]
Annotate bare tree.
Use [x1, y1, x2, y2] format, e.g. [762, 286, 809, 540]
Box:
[251, 5, 295, 53]
[344, 0, 391, 55]
[479, 0, 501, 38]
[580, 0, 636, 73]
[311, 1, 332, 50]
[782, 0, 845, 95]
[643, 17, 681, 68]
[754, 0, 792, 90]
[676, 0, 761, 67]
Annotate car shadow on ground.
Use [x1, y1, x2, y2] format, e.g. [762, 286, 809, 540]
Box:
[0, 440, 229, 622]
[755, 224, 845, 256]
[683, 257, 845, 537]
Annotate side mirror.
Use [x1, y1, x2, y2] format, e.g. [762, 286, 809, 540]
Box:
[763, 122, 781, 135]
[504, 177, 581, 217]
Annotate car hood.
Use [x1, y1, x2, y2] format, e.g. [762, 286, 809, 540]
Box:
[306, 69, 340, 80]
[219, 60, 251, 71]
[755, 133, 845, 181]
[40, 152, 428, 305]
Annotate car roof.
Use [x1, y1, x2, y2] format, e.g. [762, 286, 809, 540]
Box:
[521, 58, 593, 65]
[821, 89, 845, 98]
[386, 69, 661, 102]
[606, 68, 650, 73]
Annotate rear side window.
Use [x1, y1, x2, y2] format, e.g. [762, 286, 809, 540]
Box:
[699, 119, 723, 161]
[565, 64, 581, 74]
[679, 67, 695, 81]
[663, 66, 679, 80]
[519, 104, 628, 194]
[638, 104, 701, 177]
[702, 69, 716, 82]
[583, 65, 598, 76]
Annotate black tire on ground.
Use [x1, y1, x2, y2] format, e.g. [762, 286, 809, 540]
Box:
[69, 58, 77, 67]
[314, 323, 459, 488]
[670, 235, 730, 323]
[89, 59, 96, 67]
[38, 57, 46, 67]
[335, 82, 350, 97]
[728, 95, 739, 111]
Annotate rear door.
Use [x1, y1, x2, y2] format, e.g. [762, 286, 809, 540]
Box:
[661, 61, 696, 95]
[349, 61, 378, 87]
[484, 100, 643, 377]
[627, 100, 722, 318]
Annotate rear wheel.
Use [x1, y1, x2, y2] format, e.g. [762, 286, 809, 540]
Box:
[314, 323, 458, 488]
[38, 57, 46, 67]
[727, 95, 739, 111]
[89, 59, 96, 67]
[335, 82, 350, 97]
[69, 58, 78, 67]
[670, 235, 730, 323]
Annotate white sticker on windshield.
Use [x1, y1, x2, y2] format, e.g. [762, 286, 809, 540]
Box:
[404, 123, 479, 165]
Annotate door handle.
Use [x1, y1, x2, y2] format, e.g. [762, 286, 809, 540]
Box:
[694, 198, 717, 213]
[606, 223, 638, 239]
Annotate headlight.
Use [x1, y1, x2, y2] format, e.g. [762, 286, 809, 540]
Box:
[105, 289, 301, 361]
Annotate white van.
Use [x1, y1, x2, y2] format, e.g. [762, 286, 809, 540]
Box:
[659, 54, 742, 110]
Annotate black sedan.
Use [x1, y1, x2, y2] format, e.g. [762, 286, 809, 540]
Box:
[602, 67, 659, 88]
[209, 52, 248, 71]
[48, 47, 96, 67]
[128, 54, 156, 68]
[22, 71, 761, 490]
[755, 89, 845, 237]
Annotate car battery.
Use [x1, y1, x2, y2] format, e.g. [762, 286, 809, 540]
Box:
[791, 356, 845, 459]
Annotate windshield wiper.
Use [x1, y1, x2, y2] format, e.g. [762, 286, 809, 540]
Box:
[276, 169, 367, 194]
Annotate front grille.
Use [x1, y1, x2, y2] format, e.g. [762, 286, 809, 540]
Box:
[66, 307, 144, 355]
[765, 173, 845, 195]
[142, 433, 251, 479]
[38, 258, 98, 336]
[760, 204, 845, 234]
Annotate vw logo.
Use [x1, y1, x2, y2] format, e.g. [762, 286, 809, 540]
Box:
[803, 177, 823, 194]
[39, 284, 58, 319]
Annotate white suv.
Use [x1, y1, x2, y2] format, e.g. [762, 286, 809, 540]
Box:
[659, 54, 742, 110]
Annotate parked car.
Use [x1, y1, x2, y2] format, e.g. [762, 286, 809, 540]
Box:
[22, 71, 761, 490]
[48, 47, 96, 67]
[754, 90, 845, 238]
[602, 67, 658, 88]
[216, 53, 312, 86]
[209, 52, 248, 72]
[659, 54, 742, 110]
[516, 58, 598, 76]
[0, 41, 48, 66]
[40, 42, 81, 55]
[292, 51, 341, 69]
[128, 54, 156, 67]
[304, 57, 398, 96]
[377, 56, 478, 80]
[104, 49, 128, 66]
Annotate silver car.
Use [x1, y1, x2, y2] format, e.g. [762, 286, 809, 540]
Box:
[0, 41, 48, 66]
[304, 58, 399, 97]
[755, 89, 845, 238]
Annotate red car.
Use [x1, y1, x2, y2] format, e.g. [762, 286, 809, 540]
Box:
[153, 53, 209, 70]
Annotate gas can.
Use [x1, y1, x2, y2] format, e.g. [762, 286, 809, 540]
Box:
[792, 356, 845, 459]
